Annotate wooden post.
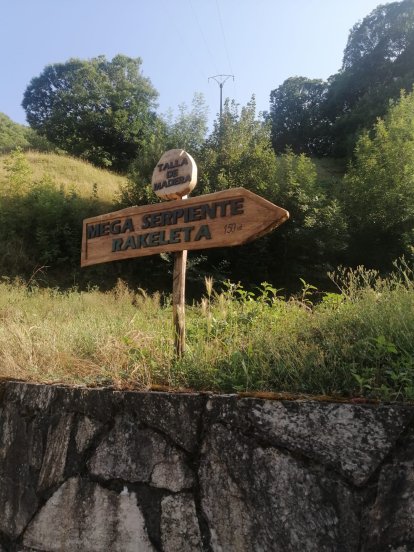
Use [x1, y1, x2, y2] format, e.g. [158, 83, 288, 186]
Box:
[149, 150, 197, 359]
[173, 248, 187, 358]
[172, 194, 188, 358]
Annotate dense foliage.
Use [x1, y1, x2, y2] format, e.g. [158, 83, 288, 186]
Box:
[0, 113, 31, 151]
[342, 90, 414, 268]
[188, 99, 347, 287]
[22, 55, 159, 171]
[0, 113, 53, 153]
[269, 0, 414, 157]
[269, 77, 329, 156]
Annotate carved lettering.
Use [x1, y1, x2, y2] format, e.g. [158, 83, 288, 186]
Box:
[140, 198, 245, 230]
[122, 218, 134, 233]
[122, 235, 136, 250]
[87, 224, 100, 239]
[112, 238, 122, 252]
[110, 220, 122, 234]
[153, 174, 191, 191]
[87, 217, 134, 240]
[110, 225, 202, 253]
[157, 158, 189, 173]
[194, 225, 212, 241]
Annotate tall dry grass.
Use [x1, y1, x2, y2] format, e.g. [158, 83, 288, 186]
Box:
[0, 260, 413, 400]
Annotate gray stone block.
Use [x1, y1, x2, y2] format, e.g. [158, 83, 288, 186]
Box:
[207, 396, 414, 485]
[37, 413, 74, 492]
[23, 477, 155, 552]
[161, 493, 203, 551]
[363, 427, 414, 551]
[0, 404, 40, 539]
[200, 423, 360, 552]
[121, 390, 206, 452]
[88, 415, 194, 492]
[75, 415, 102, 454]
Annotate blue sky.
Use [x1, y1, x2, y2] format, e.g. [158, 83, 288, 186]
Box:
[1, 0, 389, 129]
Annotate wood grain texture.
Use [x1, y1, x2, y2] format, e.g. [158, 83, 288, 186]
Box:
[173, 249, 187, 358]
[81, 188, 289, 267]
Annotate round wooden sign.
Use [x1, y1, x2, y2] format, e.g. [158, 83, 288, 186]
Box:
[152, 149, 197, 200]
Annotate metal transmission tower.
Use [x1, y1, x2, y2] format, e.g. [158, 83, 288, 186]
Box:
[208, 74, 235, 120]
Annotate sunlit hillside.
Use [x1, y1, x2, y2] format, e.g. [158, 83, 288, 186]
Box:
[0, 150, 128, 204]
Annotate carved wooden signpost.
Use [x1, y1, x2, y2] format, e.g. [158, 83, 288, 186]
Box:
[81, 149, 289, 356]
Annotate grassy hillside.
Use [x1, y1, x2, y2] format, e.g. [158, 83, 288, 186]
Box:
[0, 150, 128, 204]
[0, 149, 132, 285]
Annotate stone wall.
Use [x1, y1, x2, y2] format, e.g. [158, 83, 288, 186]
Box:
[0, 381, 414, 551]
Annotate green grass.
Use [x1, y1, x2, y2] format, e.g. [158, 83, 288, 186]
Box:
[1, 260, 413, 401]
[0, 150, 128, 204]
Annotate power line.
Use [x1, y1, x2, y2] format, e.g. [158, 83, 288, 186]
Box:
[212, 3, 239, 110]
[159, 0, 207, 81]
[187, 0, 219, 75]
[215, 0, 234, 76]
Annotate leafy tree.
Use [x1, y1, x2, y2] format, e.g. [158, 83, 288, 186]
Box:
[22, 55, 159, 171]
[269, 77, 330, 156]
[270, 151, 348, 282]
[199, 97, 278, 196]
[164, 93, 209, 155]
[188, 98, 280, 286]
[342, 89, 414, 267]
[268, 1, 414, 158]
[0, 113, 31, 152]
[194, 99, 347, 288]
[2, 148, 32, 193]
[342, 0, 414, 71]
[122, 93, 209, 207]
[0, 113, 54, 153]
[324, 0, 414, 156]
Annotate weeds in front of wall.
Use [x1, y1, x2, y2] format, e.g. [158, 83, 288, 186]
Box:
[0, 259, 413, 401]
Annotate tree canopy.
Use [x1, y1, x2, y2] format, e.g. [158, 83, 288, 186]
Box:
[22, 55, 159, 171]
[342, 0, 414, 71]
[342, 88, 414, 268]
[164, 93, 209, 155]
[324, 0, 414, 156]
[268, 0, 414, 158]
[269, 77, 329, 156]
[0, 113, 31, 152]
[190, 99, 348, 286]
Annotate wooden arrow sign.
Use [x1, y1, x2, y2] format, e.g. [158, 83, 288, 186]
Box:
[81, 188, 289, 267]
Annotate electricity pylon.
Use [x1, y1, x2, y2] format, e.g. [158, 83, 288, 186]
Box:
[208, 74, 235, 120]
